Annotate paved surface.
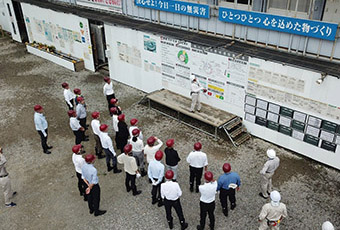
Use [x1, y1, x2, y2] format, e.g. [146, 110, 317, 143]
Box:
[0, 36, 339, 230]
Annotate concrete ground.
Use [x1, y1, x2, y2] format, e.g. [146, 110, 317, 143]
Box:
[0, 36, 339, 230]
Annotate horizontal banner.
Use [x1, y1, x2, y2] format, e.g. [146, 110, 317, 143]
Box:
[135, 0, 210, 19]
[219, 7, 338, 41]
[76, 0, 122, 12]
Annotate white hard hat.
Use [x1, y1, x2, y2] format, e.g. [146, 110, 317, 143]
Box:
[270, 190, 281, 207]
[322, 221, 335, 230]
[267, 149, 276, 159]
[190, 74, 196, 82]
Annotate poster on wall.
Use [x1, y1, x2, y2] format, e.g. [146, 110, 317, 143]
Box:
[76, 0, 122, 13]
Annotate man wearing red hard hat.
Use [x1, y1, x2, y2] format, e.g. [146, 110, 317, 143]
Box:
[62, 82, 75, 110]
[186, 142, 208, 193]
[144, 136, 163, 164]
[129, 118, 143, 140]
[76, 96, 88, 132]
[128, 128, 146, 176]
[90, 112, 105, 159]
[148, 150, 165, 207]
[71, 144, 87, 201]
[33, 104, 53, 154]
[68, 110, 87, 144]
[116, 114, 129, 153]
[103, 77, 115, 109]
[81, 154, 106, 216]
[197, 171, 217, 230]
[216, 163, 241, 217]
[164, 139, 181, 181]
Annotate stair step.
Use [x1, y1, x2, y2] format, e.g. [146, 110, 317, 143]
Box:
[225, 117, 242, 131]
[234, 133, 251, 146]
[230, 126, 246, 138]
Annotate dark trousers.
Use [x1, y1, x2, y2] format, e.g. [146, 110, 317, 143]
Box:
[219, 188, 236, 213]
[88, 184, 100, 214]
[125, 172, 137, 194]
[199, 201, 215, 229]
[106, 94, 115, 109]
[189, 166, 203, 188]
[151, 178, 163, 202]
[66, 99, 74, 110]
[79, 117, 87, 129]
[76, 172, 86, 196]
[103, 148, 117, 170]
[94, 134, 103, 154]
[37, 129, 48, 152]
[164, 198, 185, 223]
[73, 130, 84, 145]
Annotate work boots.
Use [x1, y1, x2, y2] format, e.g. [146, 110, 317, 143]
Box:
[180, 221, 188, 230]
[141, 168, 147, 177]
[167, 219, 173, 229]
[107, 164, 113, 172]
[113, 165, 122, 174]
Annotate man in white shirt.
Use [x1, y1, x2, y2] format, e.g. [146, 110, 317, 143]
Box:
[258, 191, 287, 230]
[186, 142, 208, 193]
[34, 104, 52, 154]
[128, 129, 146, 176]
[71, 144, 87, 201]
[148, 150, 165, 207]
[197, 171, 217, 230]
[0, 147, 17, 207]
[68, 110, 87, 144]
[161, 170, 188, 230]
[99, 124, 122, 174]
[62, 82, 75, 110]
[190, 74, 207, 113]
[117, 144, 142, 196]
[129, 118, 143, 140]
[76, 97, 88, 131]
[110, 107, 119, 134]
[103, 77, 115, 109]
[144, 136, 163, 164]
[90, 112, 104, 159]
[259, 149, 280, 199]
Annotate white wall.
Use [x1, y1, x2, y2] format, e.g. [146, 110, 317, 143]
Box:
[21, 3, 95, 71]
[0, 0, 11, 32]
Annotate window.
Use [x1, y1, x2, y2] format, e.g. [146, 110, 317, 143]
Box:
[269, 0, 310, 12]
[224, 0, 252, 4]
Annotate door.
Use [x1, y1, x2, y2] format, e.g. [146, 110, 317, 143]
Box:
[11, 0, 28, 42]
[89, 20, 108, 70]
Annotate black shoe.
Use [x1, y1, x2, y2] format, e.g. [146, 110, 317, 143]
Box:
[98, 155, 105, 159]
[107, 166, 113, 172]
[83, 196, 88, 201]
[12, 192, 17, 197]
[44, 151, 51, 154]
[94, 210, 106, 216]
[127, 187, 131, 192]
[267, 191, 271, 196]
[152, 199, 157, 205]
[231, 204, 236, 210]
[5, 202, 16, 207]
[168, 221, 173, 229]
[133, 190, 142, 196]
[190, 186, 194, 192]
[113, 169, 122, 174]
[85, 135, 89, 138]
[82, 150, 86, 154]
[197, 225, 203, 230]
[223, 209, 228, 217]
[259, 192, 268, 199]
[158, 201, 164, 207]
[196, 187, 199, 193]
[47, 146, 53, 149]
[89, 210, 94, 214]
[141, 170, 147, 177]
[181, 222, 188, 230]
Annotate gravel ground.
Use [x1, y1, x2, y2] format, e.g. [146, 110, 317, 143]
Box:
[0, 36, 339, 230]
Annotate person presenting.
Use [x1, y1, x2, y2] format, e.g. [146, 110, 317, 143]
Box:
[190, 74, 207, 113]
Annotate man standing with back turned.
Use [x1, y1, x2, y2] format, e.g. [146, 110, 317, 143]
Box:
[259, 149, 280, 199]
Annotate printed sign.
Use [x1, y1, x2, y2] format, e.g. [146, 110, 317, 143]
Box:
[77, 0, 122, 13]
[135, 0, 210, 19]
[219, 7, 338, 41]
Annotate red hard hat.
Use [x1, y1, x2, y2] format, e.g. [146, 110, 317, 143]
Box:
[147, 136, 156, 146]
[91, 111, 100, 119]
[194, 142, 202, 151]
[74, 88, 81, 94]
[61, 82, 69, 88]
[166, 139, 174, 147]
[110, 98, 118, 105]
[132, 128, 140, 137]
[109, 107, 118, 115]
[223, 163, 231, 173]
[85, 154, 96, 163]
[34, 104, 43, 111]
[124, 144, 132, 154]
[130, 118, 138, 126]
[99, 124, 109, 132]
[118, 114, 125, 121]
[165, 170, 174, 180]
[77, 96, 84, 102]
[204, 171, 213, 182]
[72, 144, 82, 153]
[67, 110, 76, 117]
[155, 150, 163, 161]
[104, 76, 110, 82]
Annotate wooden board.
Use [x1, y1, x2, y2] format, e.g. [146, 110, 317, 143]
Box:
[147, 89, 237, 127]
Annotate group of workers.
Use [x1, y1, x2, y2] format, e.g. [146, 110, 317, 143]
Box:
[26, 76, 337, 229]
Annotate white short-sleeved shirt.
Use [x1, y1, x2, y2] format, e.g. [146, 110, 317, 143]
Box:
[186, 151, 208, 168]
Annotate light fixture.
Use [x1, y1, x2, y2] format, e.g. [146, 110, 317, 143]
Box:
[316, 73, 327, 84]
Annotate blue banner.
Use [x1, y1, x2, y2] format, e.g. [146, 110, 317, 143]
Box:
[135, 0, 210, 19]
[219, 7, 338, 41]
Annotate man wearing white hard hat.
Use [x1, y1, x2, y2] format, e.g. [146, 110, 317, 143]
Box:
[259, 149, 280, 199]
[322, 221, 335, 230]
[258, 190, 287, 230]
[190, 74, 207, 113]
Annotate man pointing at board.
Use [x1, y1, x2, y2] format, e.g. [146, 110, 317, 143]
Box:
[190, 74, 207, 113]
